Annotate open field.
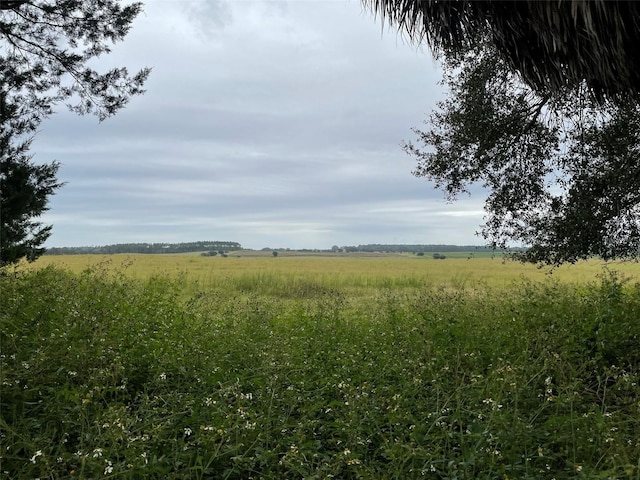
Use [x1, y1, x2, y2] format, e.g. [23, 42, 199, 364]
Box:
[3, 254, 640, 478]
[32, 252, 640, 293]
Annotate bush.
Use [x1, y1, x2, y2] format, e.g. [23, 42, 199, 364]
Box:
[2, 266, 640, 478]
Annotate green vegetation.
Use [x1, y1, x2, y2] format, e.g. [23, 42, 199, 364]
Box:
[336, 245, 511, 254]
[46, 241, 242, 256]
[2, 260, 640, 478]
[34, 253, 640, 290]
[0, 104, 63, 267]
[0, 1, 149, 267]
[365, 2, 640, 264]
[45, 243, 503, 256]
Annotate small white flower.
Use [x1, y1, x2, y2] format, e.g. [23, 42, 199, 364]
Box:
[184, 427, 192, 436]
[104, 460, 113, 475]
[159, 373, 166, 380]
[30, 450, 42, 463]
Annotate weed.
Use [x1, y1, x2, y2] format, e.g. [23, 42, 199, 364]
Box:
[2, 263, 640, 478]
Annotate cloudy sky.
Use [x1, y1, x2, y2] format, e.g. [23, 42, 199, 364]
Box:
[34, 0, 486, 250]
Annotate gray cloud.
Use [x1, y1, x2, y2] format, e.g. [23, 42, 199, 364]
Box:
[34, 0, 485, 249]
[185, 0, 233, 33]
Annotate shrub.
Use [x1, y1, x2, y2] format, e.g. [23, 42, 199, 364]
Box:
[2, 266, 640, 478]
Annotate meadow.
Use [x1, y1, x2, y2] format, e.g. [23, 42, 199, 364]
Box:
[2, 253, 640, 478]
[31, 251, 640, 293]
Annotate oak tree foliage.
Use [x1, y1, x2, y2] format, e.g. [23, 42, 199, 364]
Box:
[406, 46, 640, 265]
[363, 1, 640, 264]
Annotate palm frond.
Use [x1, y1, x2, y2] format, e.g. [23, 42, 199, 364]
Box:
[363, 0, 640, 102]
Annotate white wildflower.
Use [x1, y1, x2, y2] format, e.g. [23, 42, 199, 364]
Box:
[30, 450, 42, 463]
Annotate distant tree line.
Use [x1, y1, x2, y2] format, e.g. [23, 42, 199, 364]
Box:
[336, 244, 513, 254]
[45, 241, 242, 255]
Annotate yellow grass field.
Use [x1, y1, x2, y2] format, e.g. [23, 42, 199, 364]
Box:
[31, 252, 640, 292]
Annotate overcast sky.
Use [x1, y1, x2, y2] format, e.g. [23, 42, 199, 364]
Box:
[35, 0, 486, 250]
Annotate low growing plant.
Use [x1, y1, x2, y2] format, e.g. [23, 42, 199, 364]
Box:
[1, 265, 639, 478]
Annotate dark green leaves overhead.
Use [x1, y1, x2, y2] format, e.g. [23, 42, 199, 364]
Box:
[528, 102, 640, 264]
[363, 1, 640, 264]
[406, 45, 640, 265]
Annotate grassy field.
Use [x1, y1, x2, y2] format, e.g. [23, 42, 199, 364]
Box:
[32, 251, 640, 292]
[2, 254, 640, 478]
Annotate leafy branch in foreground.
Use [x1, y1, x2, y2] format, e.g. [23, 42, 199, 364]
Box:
[0, 0, 150, 126]
[406, 46, 640, 265]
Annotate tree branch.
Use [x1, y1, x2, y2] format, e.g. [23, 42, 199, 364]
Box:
[0, 1, 30, 11]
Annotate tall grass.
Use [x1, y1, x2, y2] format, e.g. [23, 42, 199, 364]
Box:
[34, 253, 640, 289]
[2, 264, 640, 478]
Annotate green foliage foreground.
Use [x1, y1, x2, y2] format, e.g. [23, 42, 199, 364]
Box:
[2, 267, 640, 479]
